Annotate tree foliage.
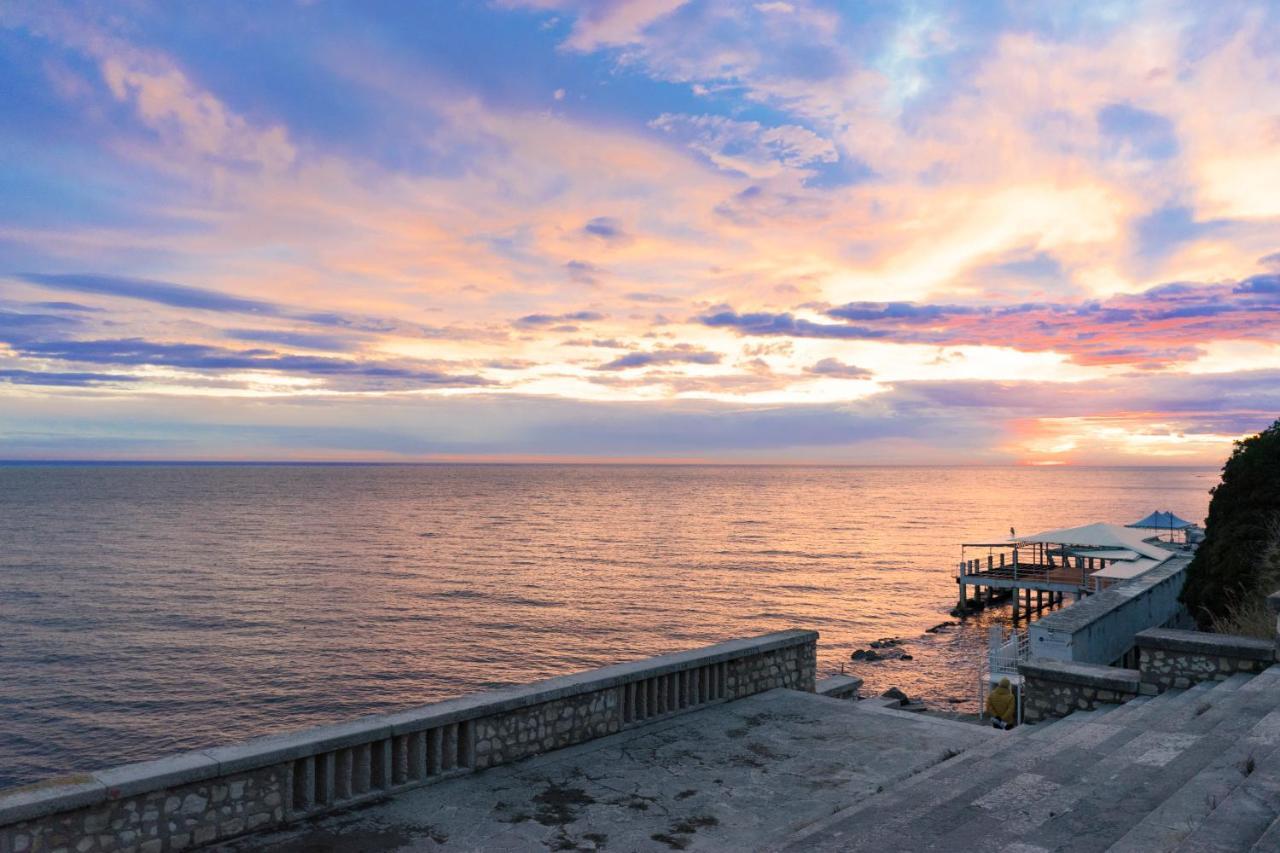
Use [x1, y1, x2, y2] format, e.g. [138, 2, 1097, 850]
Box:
[1181, 419, 1280, 629]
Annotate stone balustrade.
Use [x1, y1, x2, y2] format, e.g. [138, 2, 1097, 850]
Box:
[1136, 627, 1275, 690]
[0, 630, 817, 853]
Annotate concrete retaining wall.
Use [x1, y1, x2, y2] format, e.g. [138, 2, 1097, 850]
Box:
[0, 630, 817, 853]
[1137, 628, 1275, 691]
[1020, 659, 1145, 723]
[1028, 556, 1190, 665]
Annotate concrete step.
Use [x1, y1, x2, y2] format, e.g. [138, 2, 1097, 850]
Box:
[1236, 663, 1280, 695]
[785, 668, 1280, 853]
[1144, 673, 1257, 734]
[786, 710, 1159, 851]
[1110, 680, 1218, 730]
[965, 729, 1240, 852]
[1008, 671, 1280, 852]
[782, 713, 1082, 849]
[845, 675, 1272, 851]
[1249, 815, 1280, 852]
[1124, 679, 1240, 733]
[1173, 744, 1280, 852]
[1106, 724, 1280, 851]
[1086, 693, 1152, 726]
[1110, 686, 1189, 726]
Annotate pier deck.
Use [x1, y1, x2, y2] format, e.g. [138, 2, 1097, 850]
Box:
[958, 563, 1091, 593]
[213, 689, 992, 852]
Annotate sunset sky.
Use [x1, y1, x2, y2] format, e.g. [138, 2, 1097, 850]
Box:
[2, 1, 1279, 464]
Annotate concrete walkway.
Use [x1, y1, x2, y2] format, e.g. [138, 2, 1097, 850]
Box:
[213, 689, 994, 852]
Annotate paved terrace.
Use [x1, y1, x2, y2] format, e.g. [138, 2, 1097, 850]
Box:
[213, 690, 992, 853]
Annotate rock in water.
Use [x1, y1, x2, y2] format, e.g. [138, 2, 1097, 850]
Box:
[881, 687, 909, 706]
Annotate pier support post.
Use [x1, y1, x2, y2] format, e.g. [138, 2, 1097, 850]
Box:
[1013, 589, 1021, 620]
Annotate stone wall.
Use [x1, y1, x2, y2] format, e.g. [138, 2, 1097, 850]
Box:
[1019, 658, 1145, 724]
[0, 630, 817, 853]
[1136, 628, 1275, 691]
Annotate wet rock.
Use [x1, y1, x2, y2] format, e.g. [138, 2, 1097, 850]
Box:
[881, 687, 909, 706]
[900, 654, 913, 661]
[925, 621, 957, 634]
[851, 649, 867, 661]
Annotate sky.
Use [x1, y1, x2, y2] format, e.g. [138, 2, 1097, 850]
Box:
[1, 0, 1279, 464]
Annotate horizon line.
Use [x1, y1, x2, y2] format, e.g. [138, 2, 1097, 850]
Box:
[0, 459, 1220, 469]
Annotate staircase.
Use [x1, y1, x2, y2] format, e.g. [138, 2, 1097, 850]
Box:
[784, 666, 1280, 852]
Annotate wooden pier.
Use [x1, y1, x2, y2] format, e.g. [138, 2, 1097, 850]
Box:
[955, 543, 1108, 620]
[954, 524, 1175, 621]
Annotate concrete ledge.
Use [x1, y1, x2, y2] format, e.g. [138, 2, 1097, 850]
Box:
[205, 715, 394, 773]
[1019, 658, 1141, 692]
[96, 752, 224, 799]
[383, 629, 818, 736]
[816, 675, 862, 700]
[1136, 628, 1275, 661]
[0, 775, 107, 825]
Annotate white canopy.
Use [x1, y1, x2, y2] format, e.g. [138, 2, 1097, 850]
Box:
[1014, 522, 1169, 561]
[1092, 557, 1165, 580]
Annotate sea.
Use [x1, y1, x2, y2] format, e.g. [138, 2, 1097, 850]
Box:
[0, 463, 1216, 789]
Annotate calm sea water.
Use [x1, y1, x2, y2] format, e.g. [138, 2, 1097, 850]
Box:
[0, 464, 1215, 788]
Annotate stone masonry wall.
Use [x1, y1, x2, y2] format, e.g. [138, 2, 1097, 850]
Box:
[727, 641, 816, 699]
[1139, 647, 1270, 690]
[1136, 628, 1274, 691]
[1022, 674, 1140, 723]
[473, 687, 620, 771]
[1, 630, 818, 853]
[2, 765, 285, 853]
[1019, 659, 1143, 724]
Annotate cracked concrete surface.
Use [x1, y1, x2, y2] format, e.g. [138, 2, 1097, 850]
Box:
[214, 690, 993, 852]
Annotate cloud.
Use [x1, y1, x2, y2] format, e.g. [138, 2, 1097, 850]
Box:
[223, 329, 358, 352]
[581, 216, 629, 244]
[565, 259, 604, 285]
[0, 368, 140, 387]
[595, 345, 722, 370]
[701, 272, 1280, 368]
[515, 310, 607, 327]
[16, 272, 282, 315]
[805, 358, 873, 379]
[10, 337, 493, 389]
[505, 0, 690, 52]
[700, 310, 892, 340]
[624, 292, 677, 303]
[98, 47, 296, 173]
[13, 273, 469, 339]
[649, 113, 837, 177]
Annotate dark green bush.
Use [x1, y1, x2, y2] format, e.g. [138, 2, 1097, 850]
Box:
[1181, 419, 1280, 629]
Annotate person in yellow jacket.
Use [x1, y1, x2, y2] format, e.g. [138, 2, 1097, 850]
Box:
[985, 677, 1017, 729]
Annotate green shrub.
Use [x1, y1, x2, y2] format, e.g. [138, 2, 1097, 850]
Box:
[1181, 419, 1280, 629]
